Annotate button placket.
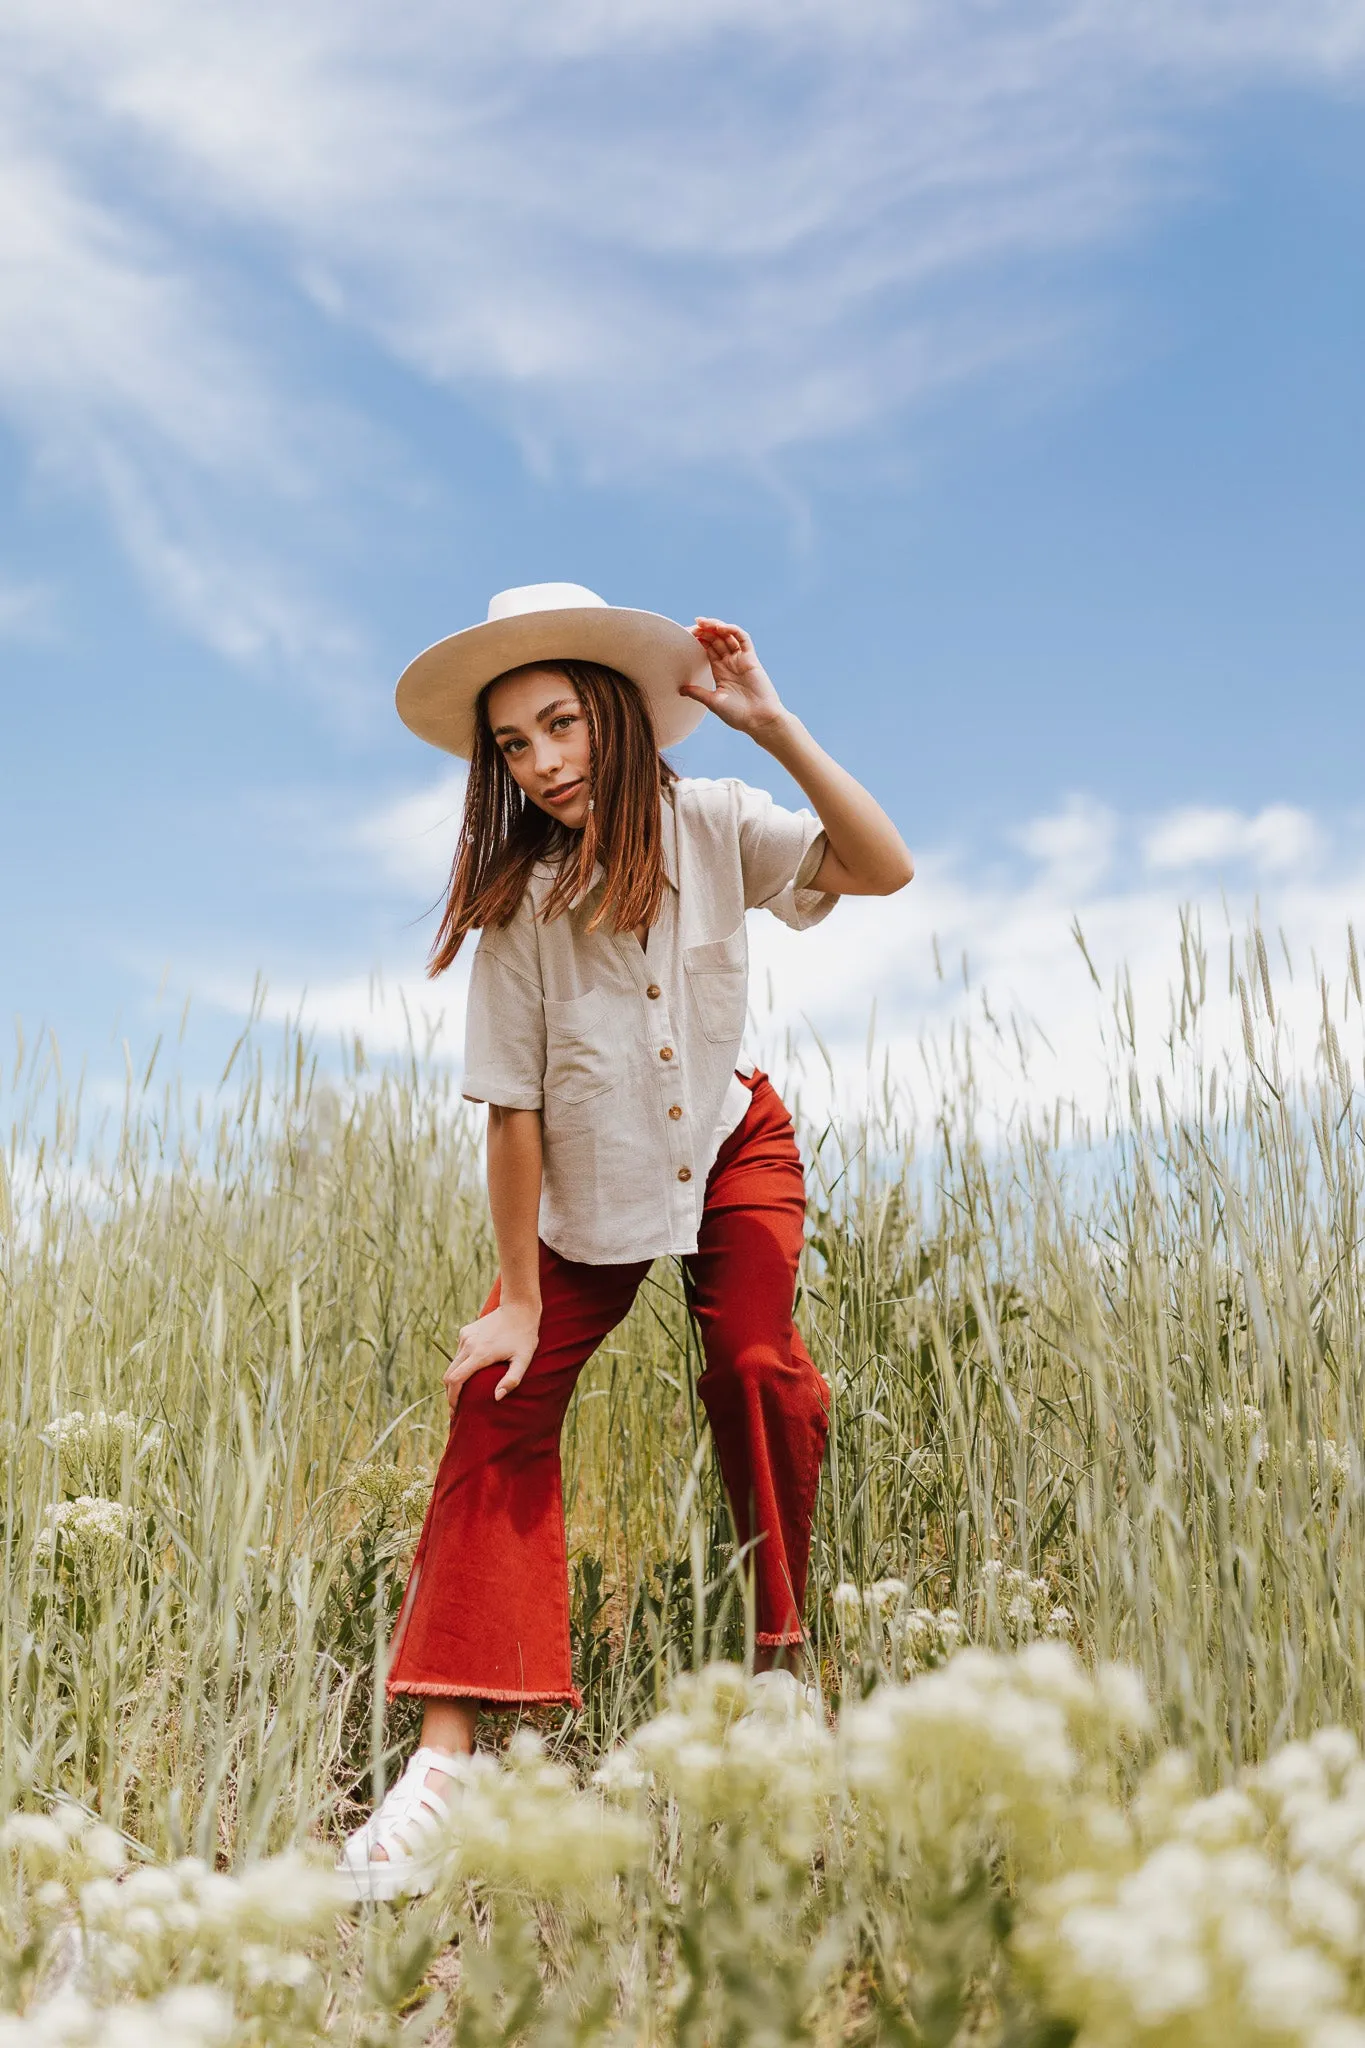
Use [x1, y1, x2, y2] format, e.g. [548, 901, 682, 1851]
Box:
[611, 930, 693, 1234]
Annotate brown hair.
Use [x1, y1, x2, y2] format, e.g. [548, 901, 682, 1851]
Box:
[427, 659, 678, 975]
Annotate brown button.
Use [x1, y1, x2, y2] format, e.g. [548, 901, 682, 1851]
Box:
[668, 1104, 683, 1120]
[677, 1166, 692, 1182]
[646, 983, 661, 999]
[659, 1045, 674, 1061]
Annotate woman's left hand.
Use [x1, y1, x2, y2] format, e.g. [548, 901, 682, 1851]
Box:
[682, 619, 788, 740]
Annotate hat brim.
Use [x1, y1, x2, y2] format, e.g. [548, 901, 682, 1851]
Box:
[395, 606, 715, 759]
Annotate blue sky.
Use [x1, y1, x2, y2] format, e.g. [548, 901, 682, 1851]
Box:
[3, 2, 1364, 1118]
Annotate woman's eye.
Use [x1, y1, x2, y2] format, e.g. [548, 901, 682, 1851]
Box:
[550, 715, 575, 733]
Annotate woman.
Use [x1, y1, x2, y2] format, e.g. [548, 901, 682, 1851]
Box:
[340, 583, 912, 1898]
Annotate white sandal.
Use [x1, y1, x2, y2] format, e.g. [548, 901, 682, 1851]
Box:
[747, 1669, 822, 1720]
[337, 1747, 462, 1902]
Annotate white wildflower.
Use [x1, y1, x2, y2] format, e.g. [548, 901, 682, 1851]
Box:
[42, 1410, 161, 1493]
[241, 1941, 321, 2000]
[1314, 2022, 1365, 2048]
[0, 1984, 232, 2048]
[42, 1497, 132, 1587]
[1091, 1662, 1155, 1746]
[347, 1460, 430, 1528]
[631, 1664, 835, 1857]
[79, 1826, 127, 1878]
[848, 1643, 1150, 1883]
[592, 1748, 650, 1797]
[1257, 1741, 1329, 1804]
[1310, 1728, 1360, 1783]
[428, 1733, 646, 1897]
[900, 1606, 964, 1676]
[226, 1850, 346, 1939]
[832, 1582, 864, 1627]
[1241, 1942, 1345, 2034]
[2, 1812, 67, 1863]
[1177, 1788, 1260, 1850]
[152, 1986, 234, 2043]
[120, 1905, 164, 1943]
[1289, 1865, 1362, 1955]
[121, 1867, 180, 1909]
[977, 1563, 1053, 1644]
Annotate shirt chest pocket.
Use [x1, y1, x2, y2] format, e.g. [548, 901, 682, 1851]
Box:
[683, 923, 749, 1045]
[543, 988, 618, 1104]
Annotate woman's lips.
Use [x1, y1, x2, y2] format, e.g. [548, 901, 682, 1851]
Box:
[542, 779, 584, 806]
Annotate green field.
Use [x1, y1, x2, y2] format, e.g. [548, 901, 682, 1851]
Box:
[5, 924, 1365, 2044]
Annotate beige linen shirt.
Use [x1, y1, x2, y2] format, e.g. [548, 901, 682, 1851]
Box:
[461, 775, 836, 1265]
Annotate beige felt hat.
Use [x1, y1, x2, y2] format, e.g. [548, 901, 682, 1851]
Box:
[395, 582, 715, 759]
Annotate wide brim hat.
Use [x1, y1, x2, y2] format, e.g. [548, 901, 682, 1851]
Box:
[395, 582, 714, 759]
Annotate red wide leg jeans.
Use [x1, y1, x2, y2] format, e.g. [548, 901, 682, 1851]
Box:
[386, 1071, 831, 1707]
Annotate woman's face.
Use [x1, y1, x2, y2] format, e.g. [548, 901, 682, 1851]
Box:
[485, 668, 593, 831]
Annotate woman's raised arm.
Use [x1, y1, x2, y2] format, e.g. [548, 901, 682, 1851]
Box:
[683, 619, 913, 897]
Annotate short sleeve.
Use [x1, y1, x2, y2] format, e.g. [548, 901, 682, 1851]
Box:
[734, 781, 839, 932]
[461, 925, 546, 1111]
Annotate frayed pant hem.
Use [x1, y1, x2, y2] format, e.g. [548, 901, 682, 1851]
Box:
[386, 1679, 584, 1709]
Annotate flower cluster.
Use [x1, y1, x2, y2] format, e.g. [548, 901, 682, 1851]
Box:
[844, 1642, 1151, 1886]
[2, 1803, 127, 1892]
[1298, 1436, 1350, 1505]
[1015, 1727, 1365, 2046]
[2, 1802, 340, 2038]
[17, 1655, 1365, 2045]
[978, 1560, 1073, 1646]
[40, 1413, 161, 1497]
[430, 1730, 645, 1900]
[0, 1985, 233, 2048]
[344, 1460, 430, 1530]
[1210, 1398, 1268, 1453]
[77, 1850, 340, 2017]
[1202, 1400, 1353, 1514]
[834, 1578, 965, 1679]
[39, 1500, 133, 1591]
[899, 1604, 968, 1672]
[619, 1664, 835, 1859]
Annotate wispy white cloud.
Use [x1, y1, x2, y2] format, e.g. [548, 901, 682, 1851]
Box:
[350, 770, 468, 895]
[1012, 796, 1118, 893]
[1142, 803, 1321, 875]
[0, 76, 376, 691]
[194, 786, 1365, 1133]
[0, 121, 269, 473]
[2, 1, 1364, 682]
[246, 767, 468, 901]
[743, 805, 1365, 1129]
[95, 453, 374, 712]
[4, 1, 1365, 480]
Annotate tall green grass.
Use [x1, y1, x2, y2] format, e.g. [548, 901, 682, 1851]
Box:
[3, 919, 1365, 2037]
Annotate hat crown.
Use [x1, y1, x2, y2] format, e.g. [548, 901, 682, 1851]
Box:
[486, 582, 606, 623]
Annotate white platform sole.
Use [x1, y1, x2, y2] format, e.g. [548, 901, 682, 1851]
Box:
[336, 1845, 445, 1903]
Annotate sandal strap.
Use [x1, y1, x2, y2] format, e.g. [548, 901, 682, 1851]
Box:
[363, 1751, 460, 1861]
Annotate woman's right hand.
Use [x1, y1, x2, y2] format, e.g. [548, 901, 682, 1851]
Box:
[442, 1301, 541, 1417]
